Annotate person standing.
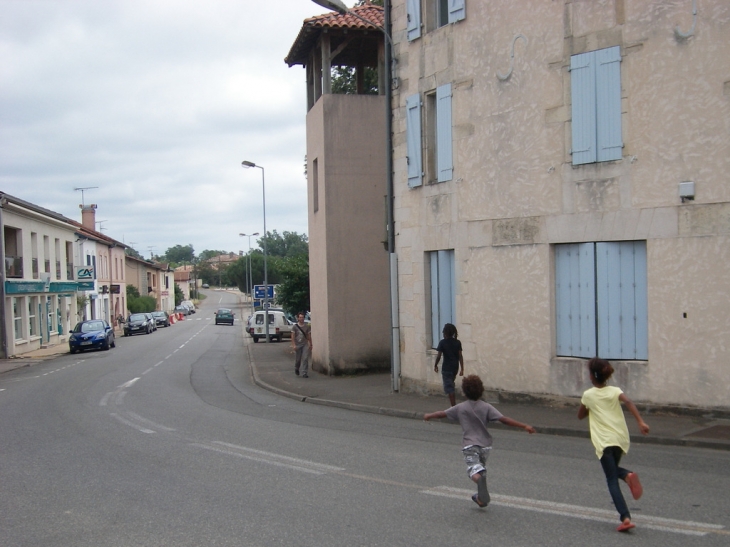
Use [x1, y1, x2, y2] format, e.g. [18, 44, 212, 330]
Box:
[291, 312, 312, 378]
[578, 357, 650, 532]
[434, 323, 464, 407]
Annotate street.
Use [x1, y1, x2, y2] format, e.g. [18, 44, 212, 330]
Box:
[1, 292, 728, 547]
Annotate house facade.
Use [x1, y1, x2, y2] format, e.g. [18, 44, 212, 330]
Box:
[0, 193, 79, 357]
[390, 0, 729, 408]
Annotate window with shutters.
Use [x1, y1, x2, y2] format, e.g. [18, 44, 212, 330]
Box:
[408, 0, 466, 41]
[570, 46, 623, 165]
[555, 241, 647, 360]
[428, 250, 455, 348]
[406, 83, 453, 187]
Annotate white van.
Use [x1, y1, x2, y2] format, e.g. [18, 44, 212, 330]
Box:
[250, 310, 292, 342]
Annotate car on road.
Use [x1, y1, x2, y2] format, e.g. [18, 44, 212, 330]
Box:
[124, 313, 155, 336]
[151, 311, 171, 328]
[69, 319, 116, 353]
[250, 310, 292, 342]
[202, 283, 209, 289]
[214, 308, 235, 325]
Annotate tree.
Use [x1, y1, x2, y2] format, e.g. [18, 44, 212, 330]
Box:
[199, 249, 227, 262]
[174, 283, 184, 306]
[275, 255, 310, 315]
[125, 247, 143, 260]
[257, 231, 308, 258]
[126, 285, 155, 313]
[163, 244, 194, 264]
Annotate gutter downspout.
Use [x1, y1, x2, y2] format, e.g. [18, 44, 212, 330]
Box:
[385, 0, 400, 392]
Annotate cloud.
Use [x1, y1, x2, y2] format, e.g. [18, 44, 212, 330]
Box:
[0, 0, 322, 256]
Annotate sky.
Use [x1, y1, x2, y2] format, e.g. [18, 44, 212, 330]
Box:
[0, 0, 346, 258]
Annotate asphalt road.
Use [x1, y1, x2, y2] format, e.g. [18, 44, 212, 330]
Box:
[1, 291, 728, 546]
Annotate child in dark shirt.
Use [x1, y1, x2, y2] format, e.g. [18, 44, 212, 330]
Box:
[434, 323, 464, 407]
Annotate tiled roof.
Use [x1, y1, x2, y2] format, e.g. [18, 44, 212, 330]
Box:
[285, 3, 384, 67]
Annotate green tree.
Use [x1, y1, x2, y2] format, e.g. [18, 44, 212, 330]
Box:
[125, 247, 143, 260]
[174, 283, 184, 306]
[127, 285, 141, 299]
[163, 244, 194, 264]
[257, 231, 308, 258]
[275, 255, 310, 315]
[199, 249, 227, 261]
[126, 285, 156, 313]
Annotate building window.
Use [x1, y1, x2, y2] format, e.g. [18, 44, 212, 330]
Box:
[312, 158, 319, 213]
[555, 241, 647, 360]
[28, 296, 38, 338]
[570, 46, 622, 165]
[408, 0, 466, 41]
[428, 249, 455, 348]
[406, 83, 453, 187]
[13, 297, 23, 340]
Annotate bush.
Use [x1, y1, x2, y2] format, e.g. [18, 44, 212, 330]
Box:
[128, 296, 157, 313]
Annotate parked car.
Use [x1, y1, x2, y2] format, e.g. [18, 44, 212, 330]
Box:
[124, 313, 155, 336]
[250, 310, 291, 342]
[202, 283, 210, 289]
[145, 312, 157, 331]
[214, 308, 235, 325]
[181, 300, 196, 314]
[151, 311, 170, 327]
[174, 305, 191, 316]
[69, 319, 116, 353]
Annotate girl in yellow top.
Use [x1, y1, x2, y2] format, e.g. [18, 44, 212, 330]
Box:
[578, 358, 650, 532]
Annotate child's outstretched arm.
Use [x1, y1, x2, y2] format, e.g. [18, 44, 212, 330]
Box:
[498, 416, 536, 434]
[424, 411, 448, 421]
[619, 393, 650, 435]
[458, 350, 464, 377]
[577, 404, 589, 420]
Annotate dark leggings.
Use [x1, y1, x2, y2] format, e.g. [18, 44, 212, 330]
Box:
[600, 446, 631, 522]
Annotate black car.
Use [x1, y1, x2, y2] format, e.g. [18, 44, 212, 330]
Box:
[151, 311, 170, 327]
[69, 319, 115, 353]
[124, 313, 155, 336]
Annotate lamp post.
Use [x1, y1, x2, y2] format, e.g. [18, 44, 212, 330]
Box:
[310, 0, 399, 390]
[239, 232, 259, 309]
[242, 161, 269, 343]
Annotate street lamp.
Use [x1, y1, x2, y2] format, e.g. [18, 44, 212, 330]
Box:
[310, 0, 399, 390]
[239, 232, 259, 309]
[242, 161, 269, 343]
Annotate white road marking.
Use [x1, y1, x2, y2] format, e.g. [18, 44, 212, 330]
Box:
[125, 411, 176, 432]
[99, 392, 113, 406]
[109, 412, 155, 434]
[115, 391, 127, 405]
[120, 378, 140, 389]
[142, 367, 154, 375]
[423, 487, 725, 536]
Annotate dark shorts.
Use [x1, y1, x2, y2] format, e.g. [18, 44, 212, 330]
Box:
[442, 370, 457, 394]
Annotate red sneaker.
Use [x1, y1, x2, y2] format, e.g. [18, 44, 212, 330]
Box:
[626, 472, 643, 500]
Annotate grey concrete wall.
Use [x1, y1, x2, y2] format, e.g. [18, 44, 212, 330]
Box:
[307, 93, 391, 374]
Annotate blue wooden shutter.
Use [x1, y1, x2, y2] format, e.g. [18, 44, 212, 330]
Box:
[555, 243, 595, 357]
[596, 241, 646, 359]
[571, 51, 596, 165]
[407, 0, 421, 41]
[448, 0, 466, 23]
[406, 94, 423, 188]
[430, 252, 440, 347]
[430, 250, 455, 348]
[436, 83, 453, 182]
[596, 46, 622, 162]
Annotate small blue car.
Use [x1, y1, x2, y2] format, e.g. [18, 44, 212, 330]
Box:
[69, 319, 116, 353]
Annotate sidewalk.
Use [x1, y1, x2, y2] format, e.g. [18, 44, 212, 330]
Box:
[3, 335, 729, 451]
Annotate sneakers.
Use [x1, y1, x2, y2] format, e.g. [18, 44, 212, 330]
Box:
[471, 493, 488, 508]
[295, 369, 299, 376]
[625, 472, 643, 500]
[617, 521, 636, 532]
[302, 374, 309, 378]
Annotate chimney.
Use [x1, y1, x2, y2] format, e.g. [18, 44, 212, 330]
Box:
[80, 204, 97, 230]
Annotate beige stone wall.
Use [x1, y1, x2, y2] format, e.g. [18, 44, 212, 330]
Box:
[307, 94, 391, 374]
[391, 0, 730, 408]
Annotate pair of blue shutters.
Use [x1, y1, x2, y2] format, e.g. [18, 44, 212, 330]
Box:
[407, 0, 466, 41]
[407, 84, 453, 188]
[555, 241, 648, 360]
[430, 250, 455, 348]
[571, 46, 623, 165]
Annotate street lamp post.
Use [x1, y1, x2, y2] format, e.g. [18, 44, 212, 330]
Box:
[242, 161, 269, 343]
[239, 232, 259, 310]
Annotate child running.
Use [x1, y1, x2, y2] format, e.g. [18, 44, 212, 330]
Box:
[433, 323, 464, 407]
[578, 357, 650, 532]
[424, 374, 536, 508]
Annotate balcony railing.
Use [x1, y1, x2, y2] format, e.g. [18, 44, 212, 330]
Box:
[5, 256, 23, 278]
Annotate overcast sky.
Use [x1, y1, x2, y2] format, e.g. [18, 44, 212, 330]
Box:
[0, 0, 343, 258]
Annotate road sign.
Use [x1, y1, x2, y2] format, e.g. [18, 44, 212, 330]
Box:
[253, 284, 274, 299]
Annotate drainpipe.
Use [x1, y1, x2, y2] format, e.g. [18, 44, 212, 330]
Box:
[384, 0, 400, 392]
